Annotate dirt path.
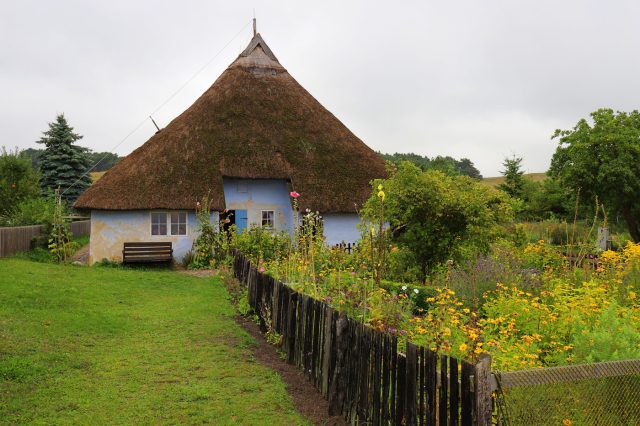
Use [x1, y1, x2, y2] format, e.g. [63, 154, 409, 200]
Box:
[235, 316, 346, 426]
[71, 244, 90, 264]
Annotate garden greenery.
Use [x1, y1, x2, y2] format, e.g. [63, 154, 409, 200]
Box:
[186, 162, 639, 372]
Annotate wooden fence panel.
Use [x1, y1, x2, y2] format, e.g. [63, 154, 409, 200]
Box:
[69, 220, 91, 237]
[0, 224, 42, 257]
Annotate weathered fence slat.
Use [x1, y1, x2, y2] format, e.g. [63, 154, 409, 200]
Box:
[449, 357, 459, 426]
[474, 355, 492, 426]
[439, 355, 449, 426]
[461, 361, 474, 426]
[396, 354, 406, 425]
[405, 343, 418, 426]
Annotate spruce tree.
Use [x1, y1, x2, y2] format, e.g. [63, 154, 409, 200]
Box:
[36, 114, 91, 204]
[499, 155, 525, 199]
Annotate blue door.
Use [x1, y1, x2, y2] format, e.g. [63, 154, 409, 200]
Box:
[236, 209, 248, 234]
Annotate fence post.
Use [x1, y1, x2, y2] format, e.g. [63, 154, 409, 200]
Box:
[474, 354, 492, 426]
[328, 311, 348, 415]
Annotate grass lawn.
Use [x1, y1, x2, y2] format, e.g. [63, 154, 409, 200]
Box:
[0, 259, 308, 425]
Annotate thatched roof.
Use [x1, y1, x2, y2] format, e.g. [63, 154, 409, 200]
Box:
[75, 33, 386, 213]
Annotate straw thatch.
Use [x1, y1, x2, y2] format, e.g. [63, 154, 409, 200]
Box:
[75, 33, 386, 213]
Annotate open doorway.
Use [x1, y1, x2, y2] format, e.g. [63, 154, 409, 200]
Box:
[220, 209, 247, 234]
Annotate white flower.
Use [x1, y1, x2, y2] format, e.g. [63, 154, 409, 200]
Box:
[401, 285, 407, 291]
[413, 288, 419, 294]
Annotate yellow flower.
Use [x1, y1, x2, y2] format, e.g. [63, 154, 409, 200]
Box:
[377, 184, 383, 191]
[377, 190, 385, 201]
[459, 343, 468, 352]
[562, 419, 573, 426]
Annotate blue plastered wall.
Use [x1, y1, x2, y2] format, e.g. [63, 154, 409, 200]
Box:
[322, 213, 361, 246]
[88, 210, 219, 264]
[222, 178, 294, 233]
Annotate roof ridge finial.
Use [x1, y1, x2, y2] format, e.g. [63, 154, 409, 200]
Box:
[253, 16, 256, 37]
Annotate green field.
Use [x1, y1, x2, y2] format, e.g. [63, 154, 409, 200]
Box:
[0, 259, 308, 425]
[482, 172, 547, 187]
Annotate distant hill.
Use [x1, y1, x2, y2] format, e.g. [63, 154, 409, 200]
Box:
[482, 172, 547, 187]
[90, 171, 106, 183]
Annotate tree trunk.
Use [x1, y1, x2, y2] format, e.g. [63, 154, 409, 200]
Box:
[622, 207, 640, 243]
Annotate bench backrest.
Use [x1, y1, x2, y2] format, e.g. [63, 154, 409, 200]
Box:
[123, 242, 173, 263]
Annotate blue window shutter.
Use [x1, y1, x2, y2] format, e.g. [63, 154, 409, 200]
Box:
[236, 210, 248, 234]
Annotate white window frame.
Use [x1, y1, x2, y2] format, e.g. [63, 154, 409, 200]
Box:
[150, 211, 188, 236]
[261, 210, 275, 229]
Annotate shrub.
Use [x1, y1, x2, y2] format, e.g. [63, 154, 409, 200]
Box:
[570, 302, 640, 363]
[233, 226, 290, 264]
[361, 162, 514, 280]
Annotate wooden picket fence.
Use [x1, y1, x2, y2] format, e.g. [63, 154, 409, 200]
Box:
[0, 220, 90, 257]
[233, 252, 493, 426]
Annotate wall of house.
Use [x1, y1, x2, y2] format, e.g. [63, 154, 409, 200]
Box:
[222, 178, 294, 233]
[88, 210, 219, 264]
[322, 214, 361, 246]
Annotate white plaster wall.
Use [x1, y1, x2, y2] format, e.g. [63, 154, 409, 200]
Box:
[323, 214, 361, 246]
[89, 210, 219, 264]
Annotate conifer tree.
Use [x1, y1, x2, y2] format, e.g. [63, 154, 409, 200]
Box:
[36, 114, 91, 204]
[499, 156, 525, 199]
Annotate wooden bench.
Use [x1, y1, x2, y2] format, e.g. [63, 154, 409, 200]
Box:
[122, 242, 173, 264]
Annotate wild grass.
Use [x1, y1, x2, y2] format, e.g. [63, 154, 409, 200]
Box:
[0, 259, 308, 425]
[481, 172, 547, 187]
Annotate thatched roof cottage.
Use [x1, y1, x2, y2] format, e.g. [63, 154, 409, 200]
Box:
[75, 30, 386, 264]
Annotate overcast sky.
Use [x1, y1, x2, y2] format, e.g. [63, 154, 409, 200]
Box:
[2, 0, 639, 177]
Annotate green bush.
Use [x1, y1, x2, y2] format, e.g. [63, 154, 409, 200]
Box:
[1, 196, 55, 227]
[571, 302, 640, 363]
[233, 226, 290, 264]
[0, 147, 40, 217]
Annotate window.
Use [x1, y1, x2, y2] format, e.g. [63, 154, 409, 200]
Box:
[151, 212, 187, 236]
[170, 212, 187, 235]
[151, 212, 167, 235]
[261, 210, 274, 229]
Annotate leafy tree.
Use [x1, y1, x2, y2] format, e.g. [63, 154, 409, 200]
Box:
[36, 114, 91, 204]
[456, 158, 482, 179]
[21, 148, 44, 169]
[429, 155, 459, 175]
[498, 156, 525, 199]
[362, 162, 513, 280]
[378, 152, 483, 179]
[523, 178, 573, 220]
[84, 151, 121, 172]
[378, 152, 432, 170]
[23, 148, 120, 172]
[0, 147, 40, 216]
[550, 109, 640, 242]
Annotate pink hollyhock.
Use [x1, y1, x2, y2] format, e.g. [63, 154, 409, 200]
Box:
[290, 191, 300, 198]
